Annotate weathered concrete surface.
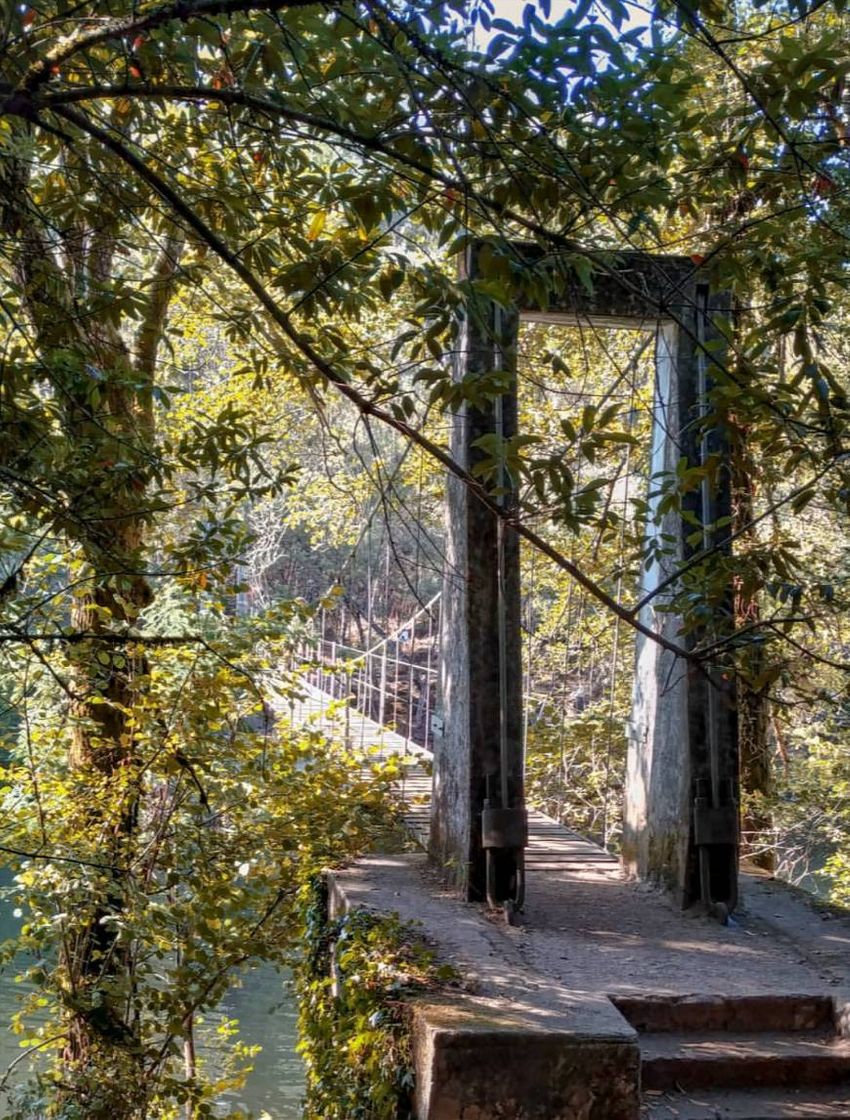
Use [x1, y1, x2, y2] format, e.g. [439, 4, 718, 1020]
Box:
[328, 850, 850, 1007]
[624, 320, 693, 904]
[741, 871, 850, 1040]
[642, 1085, 850, 1118]
[320, 711, 850, 999]
[639, 1030, 850, 1091]
[432, 242, 523, 902]
[613, 993, 835, 1034]
[623, 291, 738, 911]
[413, 998, 639, 1120]
[323, 823, 850, 1118]
[327, 854, 640, 1120]
[484, 242, 699, 327]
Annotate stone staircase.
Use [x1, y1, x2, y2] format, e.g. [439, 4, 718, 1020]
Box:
[614, 994, 850, 1119]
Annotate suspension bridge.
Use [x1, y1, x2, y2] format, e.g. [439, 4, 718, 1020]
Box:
[267, 245, 850, 1118]
[284, 592, 620, 881]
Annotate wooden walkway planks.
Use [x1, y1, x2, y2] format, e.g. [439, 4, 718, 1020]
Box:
[278, 681, 618, 869]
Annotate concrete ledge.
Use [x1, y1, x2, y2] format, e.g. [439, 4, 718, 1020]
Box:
[326, 855, 640, 1120]
[613, 993, 835, 1033]
[413, 996, 639, 1120]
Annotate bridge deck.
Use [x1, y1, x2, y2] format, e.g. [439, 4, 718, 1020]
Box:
[278, 682, 618, 877]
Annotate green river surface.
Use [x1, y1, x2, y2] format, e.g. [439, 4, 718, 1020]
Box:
[0, 879, 304, 1118]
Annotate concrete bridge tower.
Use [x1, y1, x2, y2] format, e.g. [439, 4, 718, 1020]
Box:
[430, 241, 739, 914]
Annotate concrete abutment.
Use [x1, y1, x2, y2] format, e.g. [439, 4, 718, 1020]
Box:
[326, 855, 641, 1120]
[314, 843, 850, 1120]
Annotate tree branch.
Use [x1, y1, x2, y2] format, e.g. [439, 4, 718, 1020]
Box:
[20, 0, 327, 95]
[0, 630, 207, 644]
[41, 101, 699, 664]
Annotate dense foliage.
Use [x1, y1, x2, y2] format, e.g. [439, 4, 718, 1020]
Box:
[3, 0, 850, 1112]
[296, 877, 454, 1120]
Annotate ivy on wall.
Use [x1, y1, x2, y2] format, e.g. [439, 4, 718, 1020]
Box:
[295, 877, 456, 1120]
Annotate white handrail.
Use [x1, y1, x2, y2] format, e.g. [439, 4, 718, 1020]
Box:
[358, 591, 441, 658]
[297, 594, 442, 755]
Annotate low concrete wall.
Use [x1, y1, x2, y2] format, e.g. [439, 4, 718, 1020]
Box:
[327, 856, 641, 1120]
[413, 997, 639, 1120]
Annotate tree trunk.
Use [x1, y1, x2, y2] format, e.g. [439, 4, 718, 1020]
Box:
[731, 422, 775, 872]
[3, 130, 183, 1107]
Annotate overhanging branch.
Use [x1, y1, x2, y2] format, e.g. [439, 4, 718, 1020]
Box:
[21, 0, 326, 95]
[38, 100, 698, 664]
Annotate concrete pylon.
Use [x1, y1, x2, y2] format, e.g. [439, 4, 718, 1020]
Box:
[430, 241, 739, 912]
[623, 292, 739, 913]
[429, 245, 525, 903]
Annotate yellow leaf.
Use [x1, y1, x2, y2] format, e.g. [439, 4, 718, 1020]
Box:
[307, 210, 327, 242]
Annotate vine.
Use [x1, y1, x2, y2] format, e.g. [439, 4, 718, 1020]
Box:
[295, 877, 456, 1120]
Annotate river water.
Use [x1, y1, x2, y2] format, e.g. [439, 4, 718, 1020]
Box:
[205, 961, 304, 1118]
[0, 885, 304, 1118]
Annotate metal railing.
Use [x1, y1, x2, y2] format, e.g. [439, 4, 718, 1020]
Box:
[292, 585, 628, 854]
[297, 592, 441, 758]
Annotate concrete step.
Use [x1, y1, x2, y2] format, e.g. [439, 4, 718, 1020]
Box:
[642, 1085, 850, 1118]
[640, 1031, 850, 1091]
[616, 994, 836, 1034]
